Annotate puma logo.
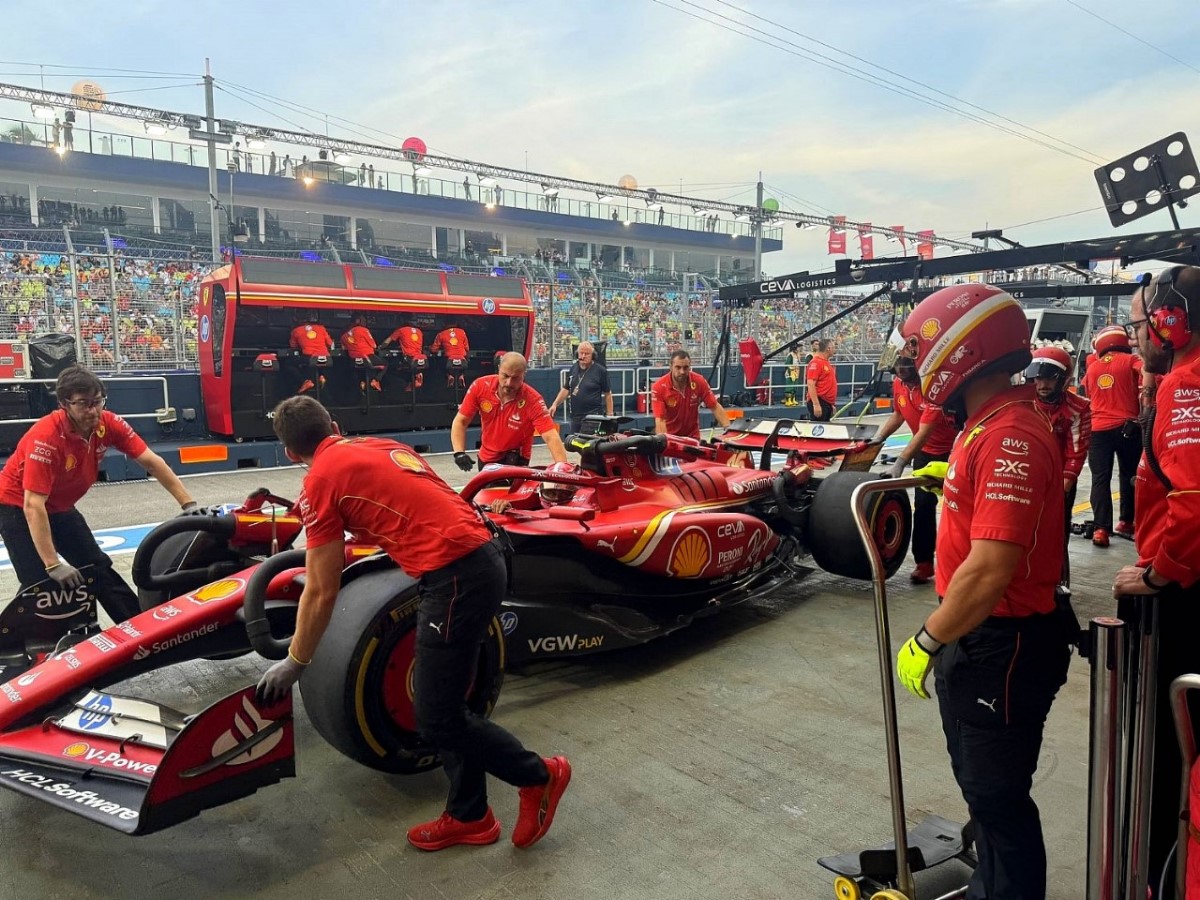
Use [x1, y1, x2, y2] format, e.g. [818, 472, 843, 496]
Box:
[595, 537, 617, 552]
[429, 622, 444, 635]
[977, 697, 997, 713]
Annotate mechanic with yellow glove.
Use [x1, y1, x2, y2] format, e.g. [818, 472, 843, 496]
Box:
[892, 285, 1071, 900]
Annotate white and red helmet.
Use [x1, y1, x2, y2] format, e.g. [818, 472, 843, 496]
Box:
[1025, 345, 1072, 380]
[897, 284, 1031, 408]
[1092, 324, 1130, 356]
[539, 461, 582, 506]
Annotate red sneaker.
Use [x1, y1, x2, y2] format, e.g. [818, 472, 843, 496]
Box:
[297, 379, 315, 394]
[910, 562, 935, 584]
[1115, 520, 1134, 537]
[1092, 528, 1110, 548]
[512, 756, 572, 849]
[370, 379, 382, 392]
[406, 808, 501, 851]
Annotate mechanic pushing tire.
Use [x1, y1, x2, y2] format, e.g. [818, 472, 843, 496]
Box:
[299, 566, 505, 775]
[808, 471, 911, 580]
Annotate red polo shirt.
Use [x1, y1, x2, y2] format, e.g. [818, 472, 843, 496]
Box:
[432, 327, 469, 360]
[806, 355, 838, 404]
[289, 323, 334, 357]
[1039, 390, 1092, 485]
[298, 436, 491, 577]
[387, 326, 426, 359]
[651, 372, 718, 439]
[892, 378, 957, 456]
[339, 325, 377, 359]
[1083, 349, 1142, 431]
[459, 376, 555, 462]
[1133, 343, 1200, 587]
[936, 385, 1062, 616]
[0, 409, 148, 513]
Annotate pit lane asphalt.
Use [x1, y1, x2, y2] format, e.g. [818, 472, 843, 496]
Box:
[0, 440, 1136, 900]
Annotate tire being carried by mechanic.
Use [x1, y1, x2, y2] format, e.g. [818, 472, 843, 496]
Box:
[299, 567, 505, 775]
[808, 470, 911, 580]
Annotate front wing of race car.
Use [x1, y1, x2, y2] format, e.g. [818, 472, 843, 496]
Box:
[0, 686, 294, 834]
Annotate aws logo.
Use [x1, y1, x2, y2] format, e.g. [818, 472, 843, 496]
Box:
[390, 449, 423, 472]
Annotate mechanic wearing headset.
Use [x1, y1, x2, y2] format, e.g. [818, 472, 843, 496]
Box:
[258, 395, 571, 851]
[338, 313, 385, 393]
[451, 352, 568, 471]
[871, 352, 958, 585]
[651, 349, 731, 440]
[547, 341, 613, 436]
[288, 315, 335, 395]
[1112, 266, 1200, 889]
[0, 365, 197, 623]
[1081, 323, 1143, 547]
[894, 285, 1071, 900]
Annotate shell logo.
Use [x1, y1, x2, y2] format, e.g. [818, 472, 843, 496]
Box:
[306, 329, 316, 339]
[62, 741, 90, 758]
[1098, 374, 1115, 389]
[390, 449, 423, 472]
[64, 454, 77, 471]
[669, 528, 711, 577]
[666, 395, 678, 408]
[192, 578, 244, 603]
[481, 400, 493, 413]
[919, 318, 941, 341]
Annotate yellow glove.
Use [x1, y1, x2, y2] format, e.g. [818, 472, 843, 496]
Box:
[911, 460, 949, 496]
[896, 627, 944, 699]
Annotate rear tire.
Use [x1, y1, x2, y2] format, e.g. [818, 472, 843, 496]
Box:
[299, 568, 505, 775]
[808, 471, 911, 580]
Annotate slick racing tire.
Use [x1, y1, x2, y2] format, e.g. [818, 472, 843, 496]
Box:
[299, 569, 506, 775]
[808, 471, 911, 581]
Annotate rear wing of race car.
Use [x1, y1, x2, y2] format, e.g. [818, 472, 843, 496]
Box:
[0, 686, 293, 834]
[717, 418, 883, 472]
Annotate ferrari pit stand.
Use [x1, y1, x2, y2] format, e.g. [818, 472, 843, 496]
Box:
[817, 477, 974, 900]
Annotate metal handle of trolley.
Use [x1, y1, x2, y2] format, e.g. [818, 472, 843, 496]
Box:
[850, 475, 937, 900]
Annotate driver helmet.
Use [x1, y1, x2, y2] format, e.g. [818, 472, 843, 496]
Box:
[539, 461, 581, 507]
[1024, 346, 1072, 403]
[896, 284, 1031, 409]
[1093, 324, 1130, 356]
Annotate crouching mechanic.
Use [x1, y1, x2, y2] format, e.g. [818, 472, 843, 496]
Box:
[257, 396, 571, 851]
[0, 365, 197, 622]
[892, 285, 1072, 900]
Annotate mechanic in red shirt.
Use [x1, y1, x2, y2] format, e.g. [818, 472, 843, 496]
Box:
[1026, 345, 1092, 583]
[1081, 324, 1143, 546]
[805, 338, 838, 421]
[871, 352, 958, 584]
[338, 313, 385, 392]
[432, 324, 470, 388]
[1112, 267, 1200, 887]
[0, 366, 197, 622]
[379, 322, 427, 389]
[258, 396, 570, 852]
[451, 352, 568, 470]
[651, 349, 731, 440]
[894, 285, 1071, 900]
[288, 317, 335, 394]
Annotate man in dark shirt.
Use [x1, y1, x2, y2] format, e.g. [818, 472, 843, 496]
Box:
[548, 341, 613, 435]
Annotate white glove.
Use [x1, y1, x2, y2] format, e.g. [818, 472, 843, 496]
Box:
[885, 457, 909, 479]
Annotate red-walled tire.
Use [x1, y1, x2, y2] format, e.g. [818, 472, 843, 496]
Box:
[299, 568, 505, 775]
[808, 471, 912, 580]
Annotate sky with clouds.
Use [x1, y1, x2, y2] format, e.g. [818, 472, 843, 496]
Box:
[2, 0, 1198, 276]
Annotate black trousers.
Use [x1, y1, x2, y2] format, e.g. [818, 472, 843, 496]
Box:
[806, 398, 833, 422]
[1088, 424, 1140, 530]
[911, 449, 949, 565]
[0, 503, 140, 622]
[934, 613, 1071, 900]
[477, 451, 529, 471]
[412, 540, 546, 821]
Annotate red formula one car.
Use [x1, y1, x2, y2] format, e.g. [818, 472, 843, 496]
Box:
[0, 418, 910, 833]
